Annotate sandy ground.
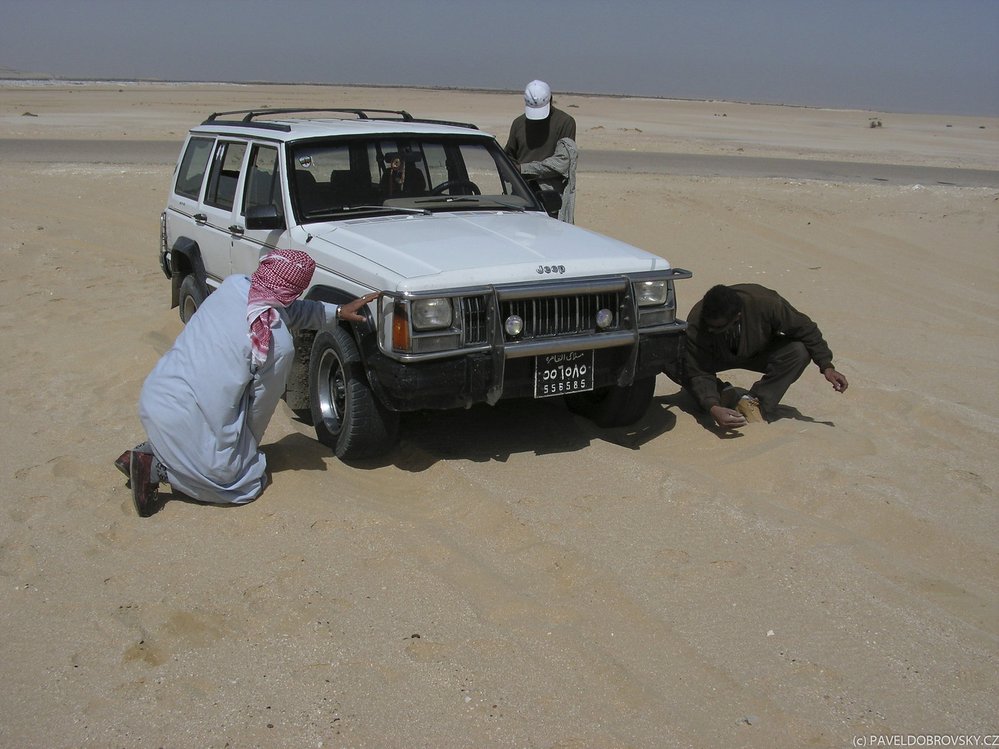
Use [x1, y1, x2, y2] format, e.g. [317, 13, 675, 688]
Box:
[0, 82, 997, 748]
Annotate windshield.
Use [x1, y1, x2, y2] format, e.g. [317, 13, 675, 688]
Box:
[289, 136, 538, 222]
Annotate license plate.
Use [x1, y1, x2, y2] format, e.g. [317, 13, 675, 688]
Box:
[534, 350, 594, 398]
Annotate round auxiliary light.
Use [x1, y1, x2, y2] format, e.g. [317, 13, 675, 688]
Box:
[505, 315, 524, 337]
[596, 308, 614, 330]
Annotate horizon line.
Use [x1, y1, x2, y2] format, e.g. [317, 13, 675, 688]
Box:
[1, 75, 996, 119]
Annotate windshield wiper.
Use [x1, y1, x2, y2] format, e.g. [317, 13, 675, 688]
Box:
[350, 204, 431, 215]
[305, 204, 431, 220]
[415, 196, 478, 204]
[413, 196, 526, 211]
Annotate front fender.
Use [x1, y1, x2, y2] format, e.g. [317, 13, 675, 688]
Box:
[168, 237, 209, 309]
[301, 284, 388, 409]
[303, 285, 377, 337]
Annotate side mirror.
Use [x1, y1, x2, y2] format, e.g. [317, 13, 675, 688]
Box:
[245, 204, 285, 231]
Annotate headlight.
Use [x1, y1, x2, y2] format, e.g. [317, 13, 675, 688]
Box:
[634, 280, 668, 307]
[411, 298, 453, 329]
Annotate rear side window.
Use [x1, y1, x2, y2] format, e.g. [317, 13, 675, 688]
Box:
[174, 136, 214, 199]
[242, 144, 283, 217]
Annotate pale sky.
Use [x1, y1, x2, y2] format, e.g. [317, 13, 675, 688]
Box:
[3, 0, 998, 116]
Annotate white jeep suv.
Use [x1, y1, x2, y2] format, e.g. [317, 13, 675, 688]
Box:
[159, 107, 690, 459]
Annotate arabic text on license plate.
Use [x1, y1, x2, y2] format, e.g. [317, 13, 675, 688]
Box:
[534, 350, 594, 398]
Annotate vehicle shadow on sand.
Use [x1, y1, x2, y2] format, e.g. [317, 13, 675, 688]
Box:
[345, 395, 679, 472]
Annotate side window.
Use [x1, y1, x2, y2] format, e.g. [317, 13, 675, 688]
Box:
[242, 145, 283, 217]
[366, 142, 384, 185]
[204, 141, 247, 211]
[422, 143, 449, 190]
[174, 136, 214, 200]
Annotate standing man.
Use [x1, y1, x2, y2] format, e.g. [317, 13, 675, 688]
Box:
[678, 284, 849, 429]
[505, 79, 578, 222]
[116, 249, 379, 516]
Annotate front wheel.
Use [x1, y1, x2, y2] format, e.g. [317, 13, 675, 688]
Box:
[178, 275, 205, 324]
[565, 376, 656, 428]
[309, 327, 399, 460]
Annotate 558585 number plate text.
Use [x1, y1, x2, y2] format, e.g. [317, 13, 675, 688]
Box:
[534, 350, 594, 398]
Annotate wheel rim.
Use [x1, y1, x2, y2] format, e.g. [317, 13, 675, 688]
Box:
[182, 295, 198, 321]
[316, 347, 347, 434]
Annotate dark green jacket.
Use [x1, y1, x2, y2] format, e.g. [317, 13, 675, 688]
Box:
[685, 284, 834, 410]
[504, 107, 577, 164]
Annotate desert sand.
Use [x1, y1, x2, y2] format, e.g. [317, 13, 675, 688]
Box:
[0, 82, 997, 748]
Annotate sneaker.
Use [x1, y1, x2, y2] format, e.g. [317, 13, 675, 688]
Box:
[129, 451, 159, 517]
[736, 395, 763, 423]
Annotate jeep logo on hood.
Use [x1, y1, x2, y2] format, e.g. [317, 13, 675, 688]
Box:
[537, 264, 566, 275]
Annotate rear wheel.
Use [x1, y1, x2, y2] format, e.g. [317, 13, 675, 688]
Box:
[309, 327, 399, 459]
[565, 376, 656, 428]
[178, 275, 205, 323]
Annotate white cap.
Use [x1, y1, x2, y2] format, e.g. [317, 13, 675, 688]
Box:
[523, 79, 551, 120]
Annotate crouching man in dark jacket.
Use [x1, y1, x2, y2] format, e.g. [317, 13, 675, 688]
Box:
[678, 284, 849, 429]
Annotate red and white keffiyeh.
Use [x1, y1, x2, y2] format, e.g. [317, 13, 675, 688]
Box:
[247, 249, 316, 367]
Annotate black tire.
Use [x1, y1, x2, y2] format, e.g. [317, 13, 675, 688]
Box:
[284, 331, 315, 423]
[308, 327, 399, 459]
[178, 275, 206, 324]
[565, 375, 656, 428]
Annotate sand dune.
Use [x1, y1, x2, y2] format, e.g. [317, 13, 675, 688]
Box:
[1, 82, 996, 747]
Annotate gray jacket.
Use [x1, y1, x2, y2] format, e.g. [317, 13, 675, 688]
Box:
[519, 137, 577, 224]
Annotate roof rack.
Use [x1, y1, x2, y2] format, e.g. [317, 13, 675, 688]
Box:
[204, 107, 415, 124]
[201, 107, 478, 131]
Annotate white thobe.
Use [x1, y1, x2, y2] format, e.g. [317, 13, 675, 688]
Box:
[139, 275, 336, 504]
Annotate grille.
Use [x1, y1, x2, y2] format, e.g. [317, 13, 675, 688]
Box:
[502, 292, 621, 340]
[457, 290, 626, 346]
[460, 296, 489, 344]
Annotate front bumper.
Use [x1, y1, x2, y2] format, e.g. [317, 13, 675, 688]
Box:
[366, 327, 685, 412]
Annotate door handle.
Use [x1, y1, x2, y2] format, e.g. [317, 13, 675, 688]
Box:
[194, 213, 207, 224]
[229, 225, 244, 235]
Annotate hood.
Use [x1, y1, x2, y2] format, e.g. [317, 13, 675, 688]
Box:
[307, 211, 669, 292]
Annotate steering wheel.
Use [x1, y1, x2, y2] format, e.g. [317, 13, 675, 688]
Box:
[429, 179, 481, 196]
